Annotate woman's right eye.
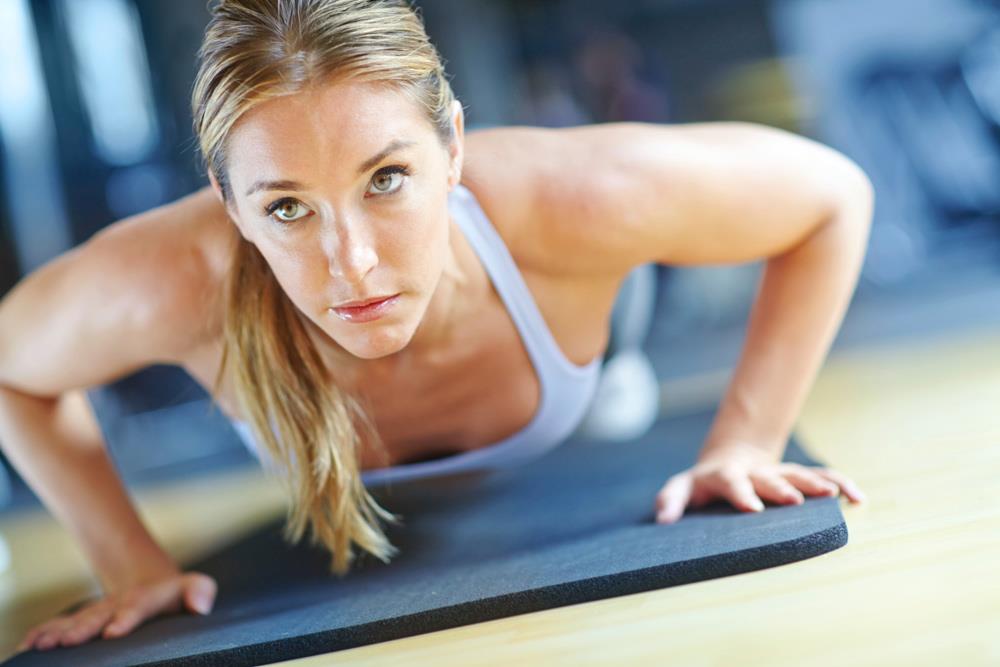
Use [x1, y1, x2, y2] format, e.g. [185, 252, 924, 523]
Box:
[265, 198, 311, 224]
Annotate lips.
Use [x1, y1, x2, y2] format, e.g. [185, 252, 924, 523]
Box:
[331, 293, 400, 323]
[334, 294, 396, 309]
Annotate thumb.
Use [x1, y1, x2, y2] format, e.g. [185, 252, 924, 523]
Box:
[656, 472, 693, 524]
[181, 572, 217, 615]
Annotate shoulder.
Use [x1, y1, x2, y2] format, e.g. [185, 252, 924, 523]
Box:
[460, 124, 618, 278]
[97, 187, 234, 360]
[459, 122, 664, 278]
[0, 187, 232, 394]
[461, 121, 870, 275]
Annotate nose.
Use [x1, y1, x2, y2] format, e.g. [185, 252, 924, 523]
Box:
[322, 216, 378, 284]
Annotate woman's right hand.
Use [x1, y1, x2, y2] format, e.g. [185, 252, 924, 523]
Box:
[15, 570, 217, 652]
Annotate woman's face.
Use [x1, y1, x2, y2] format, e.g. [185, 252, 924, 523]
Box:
[215, 79, 464, 362]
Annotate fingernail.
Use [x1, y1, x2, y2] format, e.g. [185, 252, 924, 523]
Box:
[752, 500, 764, 512]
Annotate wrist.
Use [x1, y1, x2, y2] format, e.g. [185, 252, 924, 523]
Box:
[696, 438, 781, 465]
[95, 543, 180, 592]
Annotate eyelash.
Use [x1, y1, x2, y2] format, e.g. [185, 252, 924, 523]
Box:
[263, 164, 411, 224]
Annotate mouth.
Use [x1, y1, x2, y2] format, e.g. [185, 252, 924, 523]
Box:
[330, 293, 401, 323]
[333, 294, 398, 309]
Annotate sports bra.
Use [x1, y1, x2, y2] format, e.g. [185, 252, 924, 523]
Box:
[230, 182, 603, 485]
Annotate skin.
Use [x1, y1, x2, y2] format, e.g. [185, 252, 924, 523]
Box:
[1, 79, 873, 651]
[215, 80, 467, 368]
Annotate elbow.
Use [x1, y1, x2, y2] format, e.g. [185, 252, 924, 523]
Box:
[820, 168, 875, 276]
[836, 164, 875, 240]
[813, 156, 875, 258]
[0, 320, 9, 389]
[829, 153, 875, 222]
[846, 164, 875, 221]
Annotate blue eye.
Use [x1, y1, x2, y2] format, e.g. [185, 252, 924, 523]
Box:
[367, 165, 409, 196]
[263, 165, 410, 225]
[265, 198, 310, 224]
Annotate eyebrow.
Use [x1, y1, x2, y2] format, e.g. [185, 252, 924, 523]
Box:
[243, 138, 417, 197]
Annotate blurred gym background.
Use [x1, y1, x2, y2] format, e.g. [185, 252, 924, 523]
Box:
[2, 0, 1000, 511]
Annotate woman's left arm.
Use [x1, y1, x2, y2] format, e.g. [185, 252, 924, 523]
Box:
[669, 167, 873, 521]
[541, 121, 874, 522]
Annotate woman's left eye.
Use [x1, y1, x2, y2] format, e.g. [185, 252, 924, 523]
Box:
[368, 165, 409, 196]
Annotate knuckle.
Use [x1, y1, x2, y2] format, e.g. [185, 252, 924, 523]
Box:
[114, 609, 139, 626]
[72, 609, 97, 625]
[820, 469, 842, 482]
[118, 591, 141, 608]
[61, 630, 86, 645]
[38, 621, 61, 635]
[717, 467, 741, 483]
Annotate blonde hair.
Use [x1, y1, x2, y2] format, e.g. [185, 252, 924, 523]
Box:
[191, 0, 458, 576]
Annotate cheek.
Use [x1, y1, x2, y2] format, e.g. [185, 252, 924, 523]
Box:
[390, 192, 449, 266]
[373, 214, 424, 267]
[257, 243, 326, 305]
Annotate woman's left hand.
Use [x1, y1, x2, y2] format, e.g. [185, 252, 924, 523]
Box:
[654, 442, 866, 524]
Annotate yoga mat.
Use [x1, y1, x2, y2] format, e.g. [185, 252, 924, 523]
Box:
[5, 407, 847, 666]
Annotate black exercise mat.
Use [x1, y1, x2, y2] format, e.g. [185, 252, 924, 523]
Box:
[5, 407, 847, 666]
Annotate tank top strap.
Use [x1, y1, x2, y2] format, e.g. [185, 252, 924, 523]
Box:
[448, 183, 601, 380]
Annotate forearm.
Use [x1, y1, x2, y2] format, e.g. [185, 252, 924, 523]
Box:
[699, 185, 874, 461]
[0, 384, 179, 591]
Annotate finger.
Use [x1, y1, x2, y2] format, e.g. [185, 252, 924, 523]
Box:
[716, 470, 765, 513]
[687, 483, 715, 509]
[656, 473, 693, 524]
[812, 467, 867, 503]
[16, 625, 46, 651]
[102, 591, 159, 639]
[59, 603, 115, 647]
[105, 577, 187, 639]
[751, 473, 804, 505]
[34, 631, 59, 651]
[102, 604, 146, 640]
[34, 616, 79, 651]
[182, 573, 218, 615]
[781, 468, 839, 497]
[18, 624, 53, 651]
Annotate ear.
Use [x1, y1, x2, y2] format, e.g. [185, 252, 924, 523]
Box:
[208, 168, 251, 241]
[208, 169, 226, 206]
[447, 100, 465, 191]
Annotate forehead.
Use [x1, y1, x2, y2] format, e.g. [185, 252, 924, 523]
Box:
[226, 80, 430, 185]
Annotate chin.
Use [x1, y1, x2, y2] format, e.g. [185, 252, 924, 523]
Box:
[328, 322, 415, 361]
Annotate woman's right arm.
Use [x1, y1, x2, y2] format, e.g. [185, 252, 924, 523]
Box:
[0, 198, 224, 650]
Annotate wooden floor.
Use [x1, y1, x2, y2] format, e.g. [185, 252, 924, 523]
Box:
[1, 327, 998, 666]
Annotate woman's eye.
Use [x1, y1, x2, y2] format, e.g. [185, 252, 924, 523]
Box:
[266, 198, 310, 224]
[368, 165, 409, 196]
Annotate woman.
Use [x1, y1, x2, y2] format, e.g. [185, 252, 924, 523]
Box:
[2, 0, 871, 652]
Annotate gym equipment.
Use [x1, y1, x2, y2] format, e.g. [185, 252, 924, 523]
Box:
[5, 406, 847, 666]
